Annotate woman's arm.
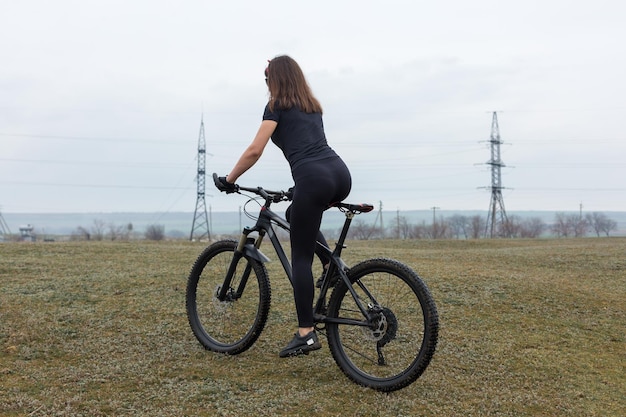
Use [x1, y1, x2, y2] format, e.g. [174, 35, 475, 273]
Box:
[226, 120, 277, 183]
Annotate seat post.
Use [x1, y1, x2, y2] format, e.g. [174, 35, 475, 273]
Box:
[333, 210, 355, 257]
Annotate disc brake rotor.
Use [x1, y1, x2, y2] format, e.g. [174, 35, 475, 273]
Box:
[362, 307, 398, 345]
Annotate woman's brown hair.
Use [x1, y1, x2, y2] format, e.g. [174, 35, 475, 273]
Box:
[266, 55, 322, 114]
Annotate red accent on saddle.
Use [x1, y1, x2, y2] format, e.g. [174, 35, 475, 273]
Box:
[354, 203, 375, 213]
[329, 202, 374, 213]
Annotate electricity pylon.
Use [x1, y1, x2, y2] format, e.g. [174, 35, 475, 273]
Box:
[190, 117, 210, 241]
[483, 112, 509, 238]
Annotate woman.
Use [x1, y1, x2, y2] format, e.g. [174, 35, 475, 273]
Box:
[216, 55, 352, 357]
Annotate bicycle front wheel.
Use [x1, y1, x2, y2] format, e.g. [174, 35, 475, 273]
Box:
[186, 240, 271, 355]
[326, 258, 439, 392]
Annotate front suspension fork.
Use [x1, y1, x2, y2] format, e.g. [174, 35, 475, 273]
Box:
[216, 228, 264, 301]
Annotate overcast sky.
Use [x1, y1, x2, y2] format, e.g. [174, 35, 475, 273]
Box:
[1, 0, 625, 215]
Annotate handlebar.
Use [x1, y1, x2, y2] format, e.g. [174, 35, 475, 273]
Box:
[213, 173, 292, 203]
[212, 173, 374, 214]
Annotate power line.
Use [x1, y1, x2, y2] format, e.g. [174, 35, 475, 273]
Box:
[3, 132, 623, 146]
[0, 181, 193, 190]
[0, 133, 183, 144]
[0, 158, 191, 169]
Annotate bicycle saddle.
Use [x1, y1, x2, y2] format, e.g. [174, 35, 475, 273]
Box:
[330, 202, 375, 213]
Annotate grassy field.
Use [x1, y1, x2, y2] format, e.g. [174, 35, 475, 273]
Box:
[1, 238, 624, 416]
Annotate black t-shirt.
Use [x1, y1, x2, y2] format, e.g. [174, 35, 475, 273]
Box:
[263, 103, 337, 171]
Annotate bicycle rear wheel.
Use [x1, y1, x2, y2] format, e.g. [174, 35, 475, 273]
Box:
[326, 258, 438, 392]
[186, 240, 271, 355]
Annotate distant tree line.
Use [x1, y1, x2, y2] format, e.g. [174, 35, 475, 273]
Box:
[331, 211, 619, 240]
[67, 211, 618, 242]
[551, 212, 617, 238]
[71, 220, 165, 241]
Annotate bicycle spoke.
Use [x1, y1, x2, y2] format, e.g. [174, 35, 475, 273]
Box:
[326, 258, 438, 391]
[186, 240, 271, 354]
[341, 338, 379, 365]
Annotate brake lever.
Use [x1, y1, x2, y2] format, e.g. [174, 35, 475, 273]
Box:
[272, 192, 288, 203]
[285, 187, 294, 201]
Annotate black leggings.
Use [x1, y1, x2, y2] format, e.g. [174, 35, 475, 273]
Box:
[285, 157, 351, 328]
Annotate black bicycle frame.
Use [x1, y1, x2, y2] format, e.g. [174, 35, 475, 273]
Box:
[218, 196, 375, 327]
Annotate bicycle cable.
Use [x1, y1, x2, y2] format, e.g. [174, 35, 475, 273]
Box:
[241, 195, 263, 222]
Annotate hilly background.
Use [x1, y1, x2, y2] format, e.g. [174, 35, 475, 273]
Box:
[4, 209, 626, 239]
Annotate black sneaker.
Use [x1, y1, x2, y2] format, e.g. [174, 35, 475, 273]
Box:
[279, 330, 321, 358]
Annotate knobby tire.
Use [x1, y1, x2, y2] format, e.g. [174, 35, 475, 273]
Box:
[186, 240, 271, 355]
[325, 258, 439, 392]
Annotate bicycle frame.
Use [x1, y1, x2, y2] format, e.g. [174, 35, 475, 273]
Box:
[190, 176, 439, 391]
[218, 187, 377, 329]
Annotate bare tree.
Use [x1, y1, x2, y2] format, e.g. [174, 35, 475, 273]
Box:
[409, 222, 428, 239]
[552, 213, 588, 238]
[573, 216, 589, 237]
[91, 219, 106, 241]
[447, 215, 469, 239]
[145, 224, 165, 241]
[500, 215, 521, 238]
[552, 212, 571, 237]
[349, 220, 382, 240]
[125, 223, 134, 240]
[430, 219, 448, 239]
[519, 217, 545, 238]
[469, 215, 485, 239]
[71, 226, 91, 241]
[390, 215, 412, 239]
[586, 212, 618, 237]
[599, 218, 618, 237]
[107, 222, 133, 241]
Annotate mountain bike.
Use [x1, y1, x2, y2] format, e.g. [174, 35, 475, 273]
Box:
[186, 174, 439, 392]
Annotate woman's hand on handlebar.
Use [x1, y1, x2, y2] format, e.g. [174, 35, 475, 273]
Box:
[213, 173, 239, 194]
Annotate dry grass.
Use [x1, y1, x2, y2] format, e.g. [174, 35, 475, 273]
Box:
[1, 238, 624, 416]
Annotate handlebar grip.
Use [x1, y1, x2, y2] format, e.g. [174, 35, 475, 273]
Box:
[213, 173, 238, 193]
